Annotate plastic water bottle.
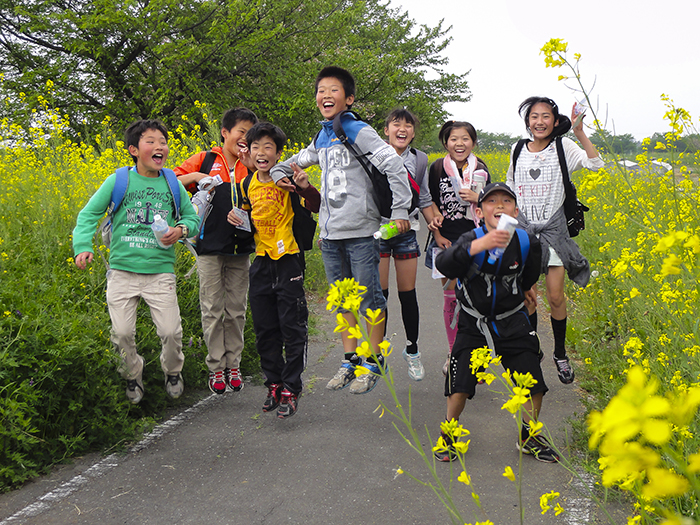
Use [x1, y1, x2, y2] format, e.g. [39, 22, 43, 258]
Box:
[151, 214, 169, 248]
[373, 221, 400, 240]
[487, 214, 518, 264]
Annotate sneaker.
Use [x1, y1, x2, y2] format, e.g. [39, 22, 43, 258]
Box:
[553, 356, 575, 384]
[326, 360, 358, 390]
[208, 370, 226, 395]
[517, 434, 560, 463]
[277, 388, 298, 419]
[125, 356, 145, 404]
[434, 432, 457, 463]
[263, 383, 282, 412]
[165, 373, 184, 399]
[349, 361, 386, 395]
[402, 348, 425, 381]
[226, 367, 244, 392]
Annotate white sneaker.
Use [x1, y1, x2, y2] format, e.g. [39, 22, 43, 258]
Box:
[165, 373, 184, 399]
[402, 348, 425, 381]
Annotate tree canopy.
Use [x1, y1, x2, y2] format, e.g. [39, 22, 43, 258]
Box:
[0, 0, 470, 143]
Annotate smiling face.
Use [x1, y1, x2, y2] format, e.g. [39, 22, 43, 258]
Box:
[528, 102, 558, 142]
[445, 126, 474, 169]
[129, 128, 168, 177]
[222, 119, 255, 162]
[315, 77, 355, 120]
[384, 118, 415, 154]
[476, 190, 518, 230]
[249, 135, 281, 176]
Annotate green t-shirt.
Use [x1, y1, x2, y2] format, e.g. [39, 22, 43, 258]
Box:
[72, 168, 199, 274]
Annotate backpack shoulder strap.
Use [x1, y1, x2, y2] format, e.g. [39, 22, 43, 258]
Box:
[410, 147, 429, 181]
[465, 227, 488, 281]
[554, 136, 574, 197]
[161, 168, 182, 220]
[240, 172, 254, 207]
[199, 151, 218, 175]
[512, 139, 529, 174]
[108, 166, 131, 215]
[515, 229, 530, 271]
[333, 110, 375, 181]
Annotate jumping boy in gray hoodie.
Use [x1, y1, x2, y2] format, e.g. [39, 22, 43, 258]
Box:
[270, 66, 412, 395]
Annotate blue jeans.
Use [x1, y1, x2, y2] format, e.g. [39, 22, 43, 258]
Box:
[321, 237, 386, 313]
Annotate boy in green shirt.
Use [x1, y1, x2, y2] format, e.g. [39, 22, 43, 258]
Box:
[73, 120, 200, 404]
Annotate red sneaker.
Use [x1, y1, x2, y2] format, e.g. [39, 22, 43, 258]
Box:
[226, 367, 244, 392]
[208, 370, 226, 395]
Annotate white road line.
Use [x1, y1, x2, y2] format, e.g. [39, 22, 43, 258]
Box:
[0, 394, 221, 524]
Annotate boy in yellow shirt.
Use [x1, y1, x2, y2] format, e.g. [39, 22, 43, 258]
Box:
[229, 122, 320, 418]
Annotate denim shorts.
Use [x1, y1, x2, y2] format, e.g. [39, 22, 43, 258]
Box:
[321, 237, 386, 313]
[380, 230, 420, 260]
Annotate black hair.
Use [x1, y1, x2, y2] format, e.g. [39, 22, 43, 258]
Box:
[518, 96, 571, 139]
[124, 119, 168, 163]
[221, 107, 258, 142]
[315, 66, 356, 99]
[384, 108, 419, 130]
[438, 120, 477, 148]
[245, 122, 287, 153]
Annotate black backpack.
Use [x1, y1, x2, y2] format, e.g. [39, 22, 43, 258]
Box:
[512, 136, 589, 237]
[318, 110, 420, 219]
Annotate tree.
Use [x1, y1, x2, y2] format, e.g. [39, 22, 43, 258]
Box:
[589, 129, 639, 155]
[0, 0, 469, 142]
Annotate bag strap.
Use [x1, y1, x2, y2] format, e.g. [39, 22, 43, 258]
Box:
[511, 139, 529, 174]
[161, 168, 182, 220]
[554, 136, 575, 201]
[108, 166, 131, 216]
[411, 147, 429, 183]
[332, 110, 376, 181]
[199, 151, 218, 175]
[465, 226, 487, 281]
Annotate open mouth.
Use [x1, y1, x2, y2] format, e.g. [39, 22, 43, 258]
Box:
[152, 153, 164, 163]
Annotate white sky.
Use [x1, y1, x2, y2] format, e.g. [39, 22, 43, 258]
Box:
[390, 0, 700, 140]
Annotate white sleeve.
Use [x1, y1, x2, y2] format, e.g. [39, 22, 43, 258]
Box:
[562, 137, 604, 173]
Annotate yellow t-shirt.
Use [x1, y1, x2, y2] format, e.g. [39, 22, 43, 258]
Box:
[248, 174, 299, 259]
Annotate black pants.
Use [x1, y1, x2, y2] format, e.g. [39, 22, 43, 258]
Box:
[249, 254, 308, 395]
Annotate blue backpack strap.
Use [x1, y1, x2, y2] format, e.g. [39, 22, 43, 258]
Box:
[515, 229, 530, 270]
[108, 166, 131, 214]
[465, 227, 487, 281]
[160, 168, 181, 220]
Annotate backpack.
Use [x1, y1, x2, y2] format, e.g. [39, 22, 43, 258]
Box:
[240, 174, 318, 268]
[512, 136, 589, 237]
[317, 110, 420, 219]
[410, 147, 429, 185]
[98, 166, 181, 251]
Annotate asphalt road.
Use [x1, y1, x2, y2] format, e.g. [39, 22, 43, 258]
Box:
[0, 231, 621, 525]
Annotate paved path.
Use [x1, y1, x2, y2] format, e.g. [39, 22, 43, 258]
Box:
[0, 233, 620, 525]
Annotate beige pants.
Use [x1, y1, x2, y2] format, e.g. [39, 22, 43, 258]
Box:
[106, 270, 184, 379]
[197, 254, 250, 372]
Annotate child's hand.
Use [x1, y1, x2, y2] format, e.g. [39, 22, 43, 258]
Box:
[291, 163, 309, 190]
[227, 209, 244, 226]
[471, 229, 510, 255]
[523, 288, 537, 311]
[571, 102, 585, 132]
[160, 226, 182, 246]
[433, 232, 451, 250]
[459, 187, 479, 203]
[428, 215, 444, 232]
[75, 251, 93, 270]
[275, 177, 296, 193]
[395, 219, 410, 234]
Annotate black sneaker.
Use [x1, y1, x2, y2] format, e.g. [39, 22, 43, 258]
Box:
[517, 434, 559, 463]
[277, 388, 298, 419]
[262, 383, 281, 412]
[433, 432, 457, 463]
[553, 356, 575, 384]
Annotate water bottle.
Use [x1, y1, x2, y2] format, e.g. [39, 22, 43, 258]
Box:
[487, 214, 518, 264]
[373, 221, 400, 240]
[151, 214, 169, 248]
